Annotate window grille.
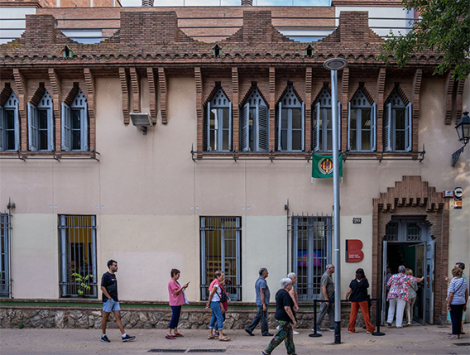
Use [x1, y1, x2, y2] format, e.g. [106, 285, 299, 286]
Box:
[277, 84, 305, 152]
[384, 88, 412, 152]
[200, 217, 241, 301]
[289, 214, 332, 301]
[348, 87, 376, 152]
[241, 86, 269, 152]
[59, 215, 97, 297]
[62, 89, 88, 151]
[385, 221, 399, 241]
[206, 87, 232, 152]
[0, 92, 19, 152]
[312, 87, 341, 152]
[0, 213, 10, 297]
[406, 223, 421, 241]
[28, 91, 54, 151]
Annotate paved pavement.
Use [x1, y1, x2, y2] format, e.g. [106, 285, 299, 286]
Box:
[0, 324, 469, 355]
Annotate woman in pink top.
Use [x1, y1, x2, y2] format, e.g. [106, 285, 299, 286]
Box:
[167, 268, 189, 340]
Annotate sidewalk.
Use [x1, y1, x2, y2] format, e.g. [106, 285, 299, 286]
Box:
[0, 324, 469, 354]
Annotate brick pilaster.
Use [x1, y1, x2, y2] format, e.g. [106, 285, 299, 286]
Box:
[411, 69, 422, 153]
[84, 68, 96, 151]
[232, 67, 239, 152]
[376, 68, 386, 153]
[119, 68, 130, 124]
[147, 68, 157, 124]
[48, 69, 61, 151]
[340, 67, 349, 152]
[269, 67, 275, 151]
[13, 69, 27, 152]
[158, 67, 168, 124]
[455, 79, 465, 124]
[195, 67, 203, 152]
[305, 67, 312, 151]
[130, 67, 140, 113]
[444, 71, 453, 125]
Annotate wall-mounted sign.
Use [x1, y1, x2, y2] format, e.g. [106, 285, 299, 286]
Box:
[454, 187, 463, 200]
[352, 218, 362, 224]
[454, 200, 462, 209]
[443, 191, 454, 198]
[346, 239, 364, 262]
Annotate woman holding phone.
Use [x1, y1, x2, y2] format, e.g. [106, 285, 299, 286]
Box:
[167, 268, 189, 340]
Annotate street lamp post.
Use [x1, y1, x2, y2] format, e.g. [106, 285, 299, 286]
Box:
[323, 57, 348, 345]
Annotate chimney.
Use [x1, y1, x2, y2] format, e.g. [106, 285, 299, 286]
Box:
[241, 0, 253, 6]
[142, 0, 154, 6]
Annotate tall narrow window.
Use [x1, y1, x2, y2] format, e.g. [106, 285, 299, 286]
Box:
[312, 87, 341, 152]
[277, 84, 304, 151]
[206, 87, 232, 152]
[28, 91, 54, 151]
[200, 217, 241, 301]
[0, 213, 10, 297]
[0, 92, 19, 152]
[384, 88, 412, 152]
[290, 215, 332, 300]
[348, 87, 376, 152]
[59, 215, 97, 298]
[241, 86, 269, 152]
[62, 89, 88, 151]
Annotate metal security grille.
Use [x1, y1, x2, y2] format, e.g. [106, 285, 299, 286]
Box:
[200, 217, 241, 301]
[289, 214, 332, 301]
[59, 215, 97, 297]
[0, 213, 10, 297]
[385, 221, 399, 241]
[407, 223, 421, 241]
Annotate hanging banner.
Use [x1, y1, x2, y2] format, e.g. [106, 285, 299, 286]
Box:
[311, 153, 343, 179]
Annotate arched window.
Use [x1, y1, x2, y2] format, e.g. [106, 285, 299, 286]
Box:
[384, 88, 412, 152]
[312, 86, 341, 152]
[28, 91, 54, 151]
[348, 87, 376, 152]
[62, 89, 88, 151]
[277, 84, 304, 152]
[0, 92, 19, 152]
[206, 86, 232, 152]
[241, 86, 268, 152]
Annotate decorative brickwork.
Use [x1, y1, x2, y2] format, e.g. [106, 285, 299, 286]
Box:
[455, 79, 465, 124]
[12, 69, 27, 151]
[147, 68, 157, 124]
[119, 68, 130, 124]
[411, 69, 422, 153]
[83, 68, 96, 151]
[444, 71, 454, 125]
[371, 176, 448, 324]
[340, 67, 349, 152]
[158, 67, 167, 124]
[305, 67, 312, 150]
[48, 69, 61, 151]
[231, 67, 239, 152]
[269, 67, 275, 151]
[0, 83, 12, 106]
[375, 68, 386, 153]
[130, 67, 140, 113]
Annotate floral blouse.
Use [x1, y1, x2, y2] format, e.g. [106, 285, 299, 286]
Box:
[387, 273, 419, 302]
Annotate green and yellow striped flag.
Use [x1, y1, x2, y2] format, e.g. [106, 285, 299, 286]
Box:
[311, 153, 343, 180]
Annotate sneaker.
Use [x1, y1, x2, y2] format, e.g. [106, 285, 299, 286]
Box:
[293, 330, 300, 335]
[329, 328, 335, 332]
[245, 329, 254, 336]
[122, 334, 136, 342]
[165, 334, 175, 340]
[312, 327, 323, 333]
[101, 335, 110, 343]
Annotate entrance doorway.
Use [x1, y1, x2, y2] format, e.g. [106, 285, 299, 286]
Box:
[382, 217, 435, 325]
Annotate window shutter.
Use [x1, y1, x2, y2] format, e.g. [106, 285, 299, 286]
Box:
[314, 102, 320, 151]
[228, 102, 232, 151]
[277, 102, 282, 151]
[28, 103, 38, 151]
[241, 103, 249, 152]
[301, 102, 305, 151]
[384, 103, 392, 152]
[347, 102, 351, 151]
[0, 106, 4, 151]
[405, 102, 412, 152]
[206, 102, 211, 151]
[47, 107, 54, 151]
[61, 103, 71, 151]
[337, 101, 341, 152]
[371, 103, 377, 151]
[258, 105, 269, 152]
[14, 102, 19, 151]
[82, 105, 88, 151]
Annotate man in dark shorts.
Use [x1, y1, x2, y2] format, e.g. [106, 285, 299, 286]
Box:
[100, 260, 135, 343]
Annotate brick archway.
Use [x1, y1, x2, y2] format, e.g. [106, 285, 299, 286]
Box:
[372, 176, 449, 324]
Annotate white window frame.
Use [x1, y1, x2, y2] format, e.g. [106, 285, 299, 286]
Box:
[62, 89, 88, 151]
[312, 87, 340, 152]
[277, 85, 304, 152]
[28, 91, 54, 152]
[0, 92, 20, 152]
[347, 88, 376, 152]
[384, 90, 412, 152]
[241, 86, 269, 152]
[206, 87, 232, 152]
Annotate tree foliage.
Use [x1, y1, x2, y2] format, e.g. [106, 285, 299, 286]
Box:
[380, 0, 470, 80]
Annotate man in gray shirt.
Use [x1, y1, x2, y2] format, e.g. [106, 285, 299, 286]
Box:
[313, 263, 335, 332]
[245, 267, 272, 336]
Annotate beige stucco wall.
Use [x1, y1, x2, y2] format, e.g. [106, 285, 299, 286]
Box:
[1, 75, 469, 305]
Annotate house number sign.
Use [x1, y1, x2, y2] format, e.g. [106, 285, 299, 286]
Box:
[352, 218, 362, 224]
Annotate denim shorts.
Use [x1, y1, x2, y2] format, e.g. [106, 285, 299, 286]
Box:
[103, 299, 120, 313]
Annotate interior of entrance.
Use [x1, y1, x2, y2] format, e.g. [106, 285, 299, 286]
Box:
[387, 243, 425, 324]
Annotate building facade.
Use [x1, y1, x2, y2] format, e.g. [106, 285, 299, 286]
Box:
[0, 0, 469, 325]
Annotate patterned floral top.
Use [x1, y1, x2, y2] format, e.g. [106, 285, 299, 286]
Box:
[387, 273, 420, 302]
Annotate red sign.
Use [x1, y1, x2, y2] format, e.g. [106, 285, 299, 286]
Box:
[346, 239, 364, 262]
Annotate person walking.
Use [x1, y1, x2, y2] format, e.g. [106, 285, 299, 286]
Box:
[287, 273, 299, 335]
[386, 265, 423, 328]
[245, 268, 272, 336]
[447, 266, 468, 339]
[313, 264, 335, 333]
[213, 274, 229, 337]
[100, 260, 135, 343]
[405, 268, 418, 326]
[206, 271, 230, 341]
[261, 278, 297, 355]
[345, 268, 375, 334]
[446, 262, 467, 334]
[166, 268, 189, 340]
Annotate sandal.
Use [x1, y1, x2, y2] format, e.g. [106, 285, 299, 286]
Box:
[207, 335, 216, 340]
[219, 336, 231, 341]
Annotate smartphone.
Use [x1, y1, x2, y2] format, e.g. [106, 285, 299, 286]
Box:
[186, 281, 190, 285]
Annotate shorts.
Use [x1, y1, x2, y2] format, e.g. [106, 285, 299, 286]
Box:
[103, 299, 120, 313]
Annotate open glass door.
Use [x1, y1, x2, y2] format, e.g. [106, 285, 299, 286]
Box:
[382, 240, 388, 324]
[425, 238, 435, 324]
